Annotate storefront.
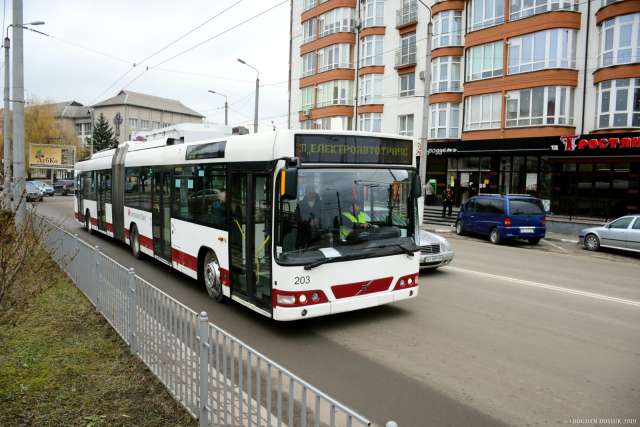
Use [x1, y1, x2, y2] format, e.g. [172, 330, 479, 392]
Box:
[425, 133, 640, 219]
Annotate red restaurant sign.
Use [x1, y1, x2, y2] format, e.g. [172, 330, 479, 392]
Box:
[561, 135, 640, 151]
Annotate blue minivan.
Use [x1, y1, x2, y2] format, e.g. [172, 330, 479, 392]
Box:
[455, 194, 546, 244]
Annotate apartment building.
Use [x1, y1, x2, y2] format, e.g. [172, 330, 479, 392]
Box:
[289, 0, 640, 219]
[288, 0, 430, 140]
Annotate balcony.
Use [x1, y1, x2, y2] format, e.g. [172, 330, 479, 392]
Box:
[395, 48, 417, 68]
[396, 2, 418, 28]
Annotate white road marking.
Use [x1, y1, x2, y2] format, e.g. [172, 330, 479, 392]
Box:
[446, 266, 640, 308]
[541, 238, 568, 253]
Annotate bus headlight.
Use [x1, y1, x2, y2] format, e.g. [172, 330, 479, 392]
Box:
[311, 292, 320, 303]
[299, 294, 307, 304]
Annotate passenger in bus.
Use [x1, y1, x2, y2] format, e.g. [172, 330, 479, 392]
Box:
[296, 187, 322, 248]
[210, 189, 226, 226]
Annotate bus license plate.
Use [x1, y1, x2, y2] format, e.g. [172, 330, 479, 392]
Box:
[520, 227, 534, 234]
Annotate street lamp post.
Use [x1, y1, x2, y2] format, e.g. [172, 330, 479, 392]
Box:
[2, 19, 44, 210]
[7, 7, 44, 219]
[2, 34, 11, 209]
[237, 58, 259, 134]
[208, 90, 228, 126]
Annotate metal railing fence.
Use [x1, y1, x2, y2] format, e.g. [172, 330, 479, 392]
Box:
[39, 218, 373, 427]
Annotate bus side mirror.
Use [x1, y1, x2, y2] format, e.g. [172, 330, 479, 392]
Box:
[411, 174, 422, 199]
[280, 167, 298, 200]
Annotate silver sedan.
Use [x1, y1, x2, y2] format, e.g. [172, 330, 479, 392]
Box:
[416, 229, 454, 269]
[579, 215, 640, 253]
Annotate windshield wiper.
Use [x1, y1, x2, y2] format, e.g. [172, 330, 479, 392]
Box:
[303, 253, 368, 270]
[367, 243, 418, 256]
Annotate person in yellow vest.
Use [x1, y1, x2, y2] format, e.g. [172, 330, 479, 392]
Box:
[340, 201, 371, 240]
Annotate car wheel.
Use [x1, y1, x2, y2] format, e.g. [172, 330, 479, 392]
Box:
[203, 250, 225, 302]
[455, 221, 464, 236]
[584, 234, 600, 251]
[489, 228, 501, 245]
[130, 225, 142, 259]
[85, 210, 93, 234]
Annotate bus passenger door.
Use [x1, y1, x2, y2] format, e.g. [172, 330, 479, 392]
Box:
[229, 171, 272, 314]
[96, 172, 108, 232]
[152, 169, 172, 261]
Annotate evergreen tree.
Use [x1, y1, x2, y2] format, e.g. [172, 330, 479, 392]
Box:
[87, 113, 116, 153]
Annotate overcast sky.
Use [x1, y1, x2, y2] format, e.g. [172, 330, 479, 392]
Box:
[16, 0, 291, 129]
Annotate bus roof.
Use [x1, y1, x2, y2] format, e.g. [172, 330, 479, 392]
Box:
[75, 129, 416, 172]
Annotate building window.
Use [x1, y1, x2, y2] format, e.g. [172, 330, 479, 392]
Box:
[396, 0, 418, 27]
[399, 73, 416, 97]
[129, 118, 139, 129]
[464, 93, 502, 130]
[602, 0, 619, 5]
[303, 0, 317, 11]
[466, 41, 503, 81]
[430, 103, 460, 139]
[358, 74, 383, 105]
[433, 10, 463, 49]
[360, 35, 384, 66]
[396, 32, 417, 67]
[301, 86, 315, 111]
[506, 86, 575, 127]
[303, 18, 317, 43]
[509, 29, 577, 74]
[318, 43, 352, 72]
[302, 52, 316, 77]
[468, 0, 504, 32]
[509, 0, 578, 21]
[597, 78, 640, 129]
[316, 80, 354, 107]
[300, 119, 314, 129]
[431, 56, 462, 93]
[398, 114, 414, 136]
[362, 0, 384, 27]
[319, 7, 355, 38]
[600, 13, 640, 67]
[358, 112, 382, 132]
[310, 116, 352, 130]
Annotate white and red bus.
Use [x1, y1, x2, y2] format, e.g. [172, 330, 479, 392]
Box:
[74, 130, 422, 320]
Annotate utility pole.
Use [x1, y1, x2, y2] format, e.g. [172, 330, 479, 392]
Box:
[237, 59, 260, 133]
[2, 36, 10, 209]
[253, 76, 259, 133]
[12, 0, 25, 224]
[207, 90, 228, 126]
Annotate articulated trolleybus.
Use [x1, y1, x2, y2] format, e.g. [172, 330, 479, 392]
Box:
[74, 130, 422, 320]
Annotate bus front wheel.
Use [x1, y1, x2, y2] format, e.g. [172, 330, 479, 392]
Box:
[203, 250, 225, 302]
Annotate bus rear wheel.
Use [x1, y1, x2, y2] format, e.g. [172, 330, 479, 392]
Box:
[203, 250, 225, 302]
[130, 225, 142, 259]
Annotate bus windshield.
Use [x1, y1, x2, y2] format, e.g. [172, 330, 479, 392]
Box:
[275, 168, 417, 265]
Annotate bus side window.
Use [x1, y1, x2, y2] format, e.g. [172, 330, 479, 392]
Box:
[124, 167, 140, 209]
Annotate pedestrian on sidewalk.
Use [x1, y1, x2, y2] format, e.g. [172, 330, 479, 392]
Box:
[441, 187, 454, 218]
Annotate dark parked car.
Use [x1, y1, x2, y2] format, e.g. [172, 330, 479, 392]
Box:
[53, 179, 75, 195]
[456, 194, 546, 244]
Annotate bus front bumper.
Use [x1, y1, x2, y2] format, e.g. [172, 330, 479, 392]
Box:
[272, 286, 419, 321]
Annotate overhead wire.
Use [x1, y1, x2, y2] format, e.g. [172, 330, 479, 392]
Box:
[90, 0, 246, 104]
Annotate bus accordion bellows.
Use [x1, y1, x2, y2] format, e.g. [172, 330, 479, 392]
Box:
[74, 130, 422, 320]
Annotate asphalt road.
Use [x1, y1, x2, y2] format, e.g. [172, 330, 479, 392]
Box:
[35, 197, 640, 427]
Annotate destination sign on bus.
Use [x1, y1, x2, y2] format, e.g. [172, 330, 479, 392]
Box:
[295, 135, 412, 165]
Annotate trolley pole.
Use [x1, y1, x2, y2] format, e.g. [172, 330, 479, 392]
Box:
[2, 36, 11, 210]
[12, 0, 25, 224]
